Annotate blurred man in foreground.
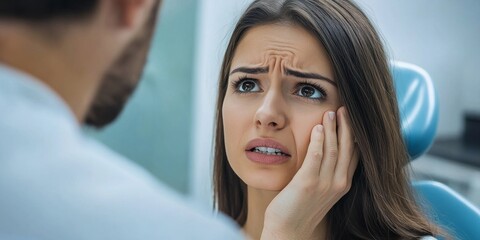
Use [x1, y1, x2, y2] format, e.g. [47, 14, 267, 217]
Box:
[0, 1, 243, 239]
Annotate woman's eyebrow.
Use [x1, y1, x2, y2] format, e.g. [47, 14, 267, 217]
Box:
[229, 66, 269, 75]
[285, 68, 337, 87]
[229, 66, 337, 87]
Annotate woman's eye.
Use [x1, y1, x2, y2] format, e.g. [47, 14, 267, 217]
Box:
[296, 84, 324, 99]
[237, 79, 260, 92]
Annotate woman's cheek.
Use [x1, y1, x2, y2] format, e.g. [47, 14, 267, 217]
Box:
[291, 124, 311, 169]
[223, 97, 252, 155]
[291, 114, 326, 169]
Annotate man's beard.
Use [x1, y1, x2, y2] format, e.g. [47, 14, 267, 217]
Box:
[84, 2, 159, 128]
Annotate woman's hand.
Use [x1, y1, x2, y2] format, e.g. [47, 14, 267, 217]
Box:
[261, 106, 359, 240]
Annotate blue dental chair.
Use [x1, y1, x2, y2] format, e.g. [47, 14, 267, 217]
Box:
[392, 61, 480, 240]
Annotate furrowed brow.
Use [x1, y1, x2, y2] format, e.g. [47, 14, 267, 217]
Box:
[229, 66, 269, 75]
[285, 68, 336, 87]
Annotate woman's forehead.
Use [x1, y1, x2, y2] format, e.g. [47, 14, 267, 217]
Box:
[231, 23, 333, 79]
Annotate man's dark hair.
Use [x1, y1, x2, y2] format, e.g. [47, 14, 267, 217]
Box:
[0, 0, 98, 21]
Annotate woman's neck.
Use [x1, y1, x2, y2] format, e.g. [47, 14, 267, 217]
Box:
[243, 186, 278, 240]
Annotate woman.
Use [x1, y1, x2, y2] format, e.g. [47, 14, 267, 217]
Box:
[213, 0, 441, 239]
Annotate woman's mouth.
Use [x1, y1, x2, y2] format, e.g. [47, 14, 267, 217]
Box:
[245, 138, 291, 164]
[250, 146, 289, 156]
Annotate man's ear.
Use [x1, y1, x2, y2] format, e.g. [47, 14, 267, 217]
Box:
[117, 0, 149, 28]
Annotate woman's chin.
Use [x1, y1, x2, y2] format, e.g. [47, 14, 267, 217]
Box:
[241, 171, 294, 191]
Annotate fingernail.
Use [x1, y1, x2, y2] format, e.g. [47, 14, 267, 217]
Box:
[316, 124, 323, 133]
[328, 111, 335, 121]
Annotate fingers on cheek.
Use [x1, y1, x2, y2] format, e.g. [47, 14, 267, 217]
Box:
[338, 107, 354, 149]
[337, 107, 347, 137]
[310, 124, 324, 143]
[308, 125, 324, 161]
[324, 111, 336, 131]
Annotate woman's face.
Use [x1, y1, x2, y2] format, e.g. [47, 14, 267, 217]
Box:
[222, 23, 341, 191]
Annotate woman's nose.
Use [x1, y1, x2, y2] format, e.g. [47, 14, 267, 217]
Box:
[254, 90, 287, 131]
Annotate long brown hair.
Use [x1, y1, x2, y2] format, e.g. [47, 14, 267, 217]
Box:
[213, 0, 440, 239]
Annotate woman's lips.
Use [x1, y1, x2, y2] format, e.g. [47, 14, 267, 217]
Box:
[245, 138, 291, 164]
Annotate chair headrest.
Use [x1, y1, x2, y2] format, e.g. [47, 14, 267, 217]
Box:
[391, 61, 439, 160]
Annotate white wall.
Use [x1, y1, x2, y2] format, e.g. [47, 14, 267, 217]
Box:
[190, 0, 252, 207]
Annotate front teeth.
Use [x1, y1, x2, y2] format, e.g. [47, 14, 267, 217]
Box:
[253, 147, 286, 156]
